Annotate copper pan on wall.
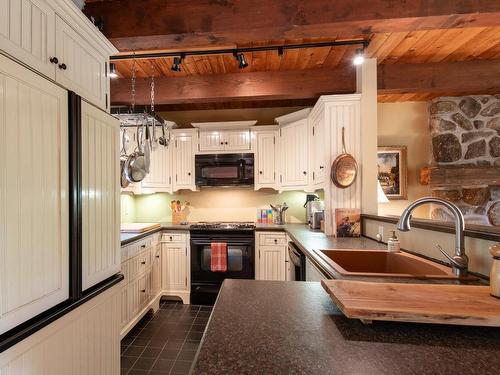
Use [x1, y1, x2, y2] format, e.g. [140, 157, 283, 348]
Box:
[331, 127, 358, 188]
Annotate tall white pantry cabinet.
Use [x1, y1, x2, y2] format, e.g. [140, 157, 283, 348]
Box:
[0, 0, 121, 373]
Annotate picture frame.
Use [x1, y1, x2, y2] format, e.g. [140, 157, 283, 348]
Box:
[335, 208, 361, 237]
[377, 146, 407, 200]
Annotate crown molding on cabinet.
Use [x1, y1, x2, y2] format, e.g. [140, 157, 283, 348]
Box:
[275, 108, 311, 125]
[191, 120, 258, 130]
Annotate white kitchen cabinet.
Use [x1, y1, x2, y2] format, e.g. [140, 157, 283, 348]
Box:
[81, 100, 121, 291]
[198, 130, 251, 152]
[279, 119, 309, 189]
[161, 231, 190, 304]
[199, 131, 223, 152]
[55, 16, 108, 110]
[141, 143, 173, 193]
[254, 129, 278, 190]
[151, 243, 162, 297]
[0, 54, 69, 335]
[0, 0, 56, 79]
[173, 129, 197, 191]
[256, 232, 287, 281]
[310, 111, 326, 188]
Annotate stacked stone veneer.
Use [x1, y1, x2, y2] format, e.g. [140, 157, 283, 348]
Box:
[429, 95, 500, 226]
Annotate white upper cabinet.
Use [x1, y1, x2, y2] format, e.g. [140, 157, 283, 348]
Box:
[173, 129, 197, 191]
[198, 130, 250, 152]
[0, 54, 69, 334]
[81, 100, 121, 291]
[310, 107, 326, 188]
[141, 142, 173, 193]
[0, 0, 56, 79]
[254, 128, 278, 190]
[223, 130, 251, 151]
[55, 16, 108, 110]
[279, 119, 309, 189]
[0, 0, 117, 111]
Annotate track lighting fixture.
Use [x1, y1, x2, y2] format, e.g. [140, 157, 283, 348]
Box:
[353, 48, 365, 66]
[109, 63, 118, 78]
[171, 55, 184, 72]
[234, 52, 248, 69]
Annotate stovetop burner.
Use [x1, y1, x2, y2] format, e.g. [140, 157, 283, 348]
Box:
[190, 222, 256, 230]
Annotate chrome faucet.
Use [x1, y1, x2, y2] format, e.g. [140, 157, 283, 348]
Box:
[396, 197, 468, 277]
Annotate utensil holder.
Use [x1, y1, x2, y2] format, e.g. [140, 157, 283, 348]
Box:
[172, 211, 187, 225]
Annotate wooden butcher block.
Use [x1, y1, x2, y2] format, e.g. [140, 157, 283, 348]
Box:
[120, 222, 161, 233]
[321, 279, 500, 327]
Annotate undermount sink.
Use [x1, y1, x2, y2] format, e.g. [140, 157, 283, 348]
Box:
[316, 249, 457, 278]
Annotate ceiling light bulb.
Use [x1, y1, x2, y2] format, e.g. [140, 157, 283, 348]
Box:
[109, 63, 118, 78]
[353, 48, 365, 66]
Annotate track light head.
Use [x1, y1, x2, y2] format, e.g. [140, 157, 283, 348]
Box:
[109, 63, 118, 78]
[353, 48, 365, 66]
[171, 55, 183, 72]
[234, 52, 248, 69]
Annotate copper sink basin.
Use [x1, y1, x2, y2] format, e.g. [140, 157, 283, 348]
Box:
[316, 249, 456, 278]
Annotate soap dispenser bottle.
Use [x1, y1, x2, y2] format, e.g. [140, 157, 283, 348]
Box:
[387, 231, 400, 253]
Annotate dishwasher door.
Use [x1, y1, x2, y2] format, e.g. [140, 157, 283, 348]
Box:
[287, 242, 306, 281]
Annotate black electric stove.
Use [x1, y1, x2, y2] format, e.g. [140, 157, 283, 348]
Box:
[189, 222, 255, 305]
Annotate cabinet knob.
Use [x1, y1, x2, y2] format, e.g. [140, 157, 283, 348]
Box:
[188, 172, 191, 176]
[303, 171, 307, 175]
[169, 236, 173, 240]
[156, 255, 160, 258]
[141, 289, 146, 293]
[141, 245, 146, 248]
[58, 63, 67, 70]
[141, 261, 146, 265]
[220, 142, 224, 145]
[274, 239, 277, 243]
[49, 57, 59, 64]
[259, 171, 263, 175]
[225, 142, 228, 145]
[319, 166, 324, 169]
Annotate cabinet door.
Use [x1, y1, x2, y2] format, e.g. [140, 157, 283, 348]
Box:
[55, 16, 108, 110]
[151, 244, 161, 296]
[141, 143, 172, 192]
[173, 134, 195, 191]
[312, 119, 325, 186]
[0, 0, 56, 79]
[224, 130, 250, 151]
[258, 246, 286, 281]
[0, 54, 68, 335]
[128, 277, 139, 316]
[81, 100, 121, 291]
[280, 119, 309, 188]
[255, 131, 276, 188]
[120, 285, 128, 328]
[161, 244, 188, 291]
[199, 131, 223, 152]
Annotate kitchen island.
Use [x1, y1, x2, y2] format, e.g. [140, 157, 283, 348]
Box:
[190, 279, 500, 375]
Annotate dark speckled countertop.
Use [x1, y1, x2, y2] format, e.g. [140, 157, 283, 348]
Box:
[191, 279, 500, 375]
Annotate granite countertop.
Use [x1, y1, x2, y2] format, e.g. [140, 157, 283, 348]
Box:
[191, 279, 500, 375]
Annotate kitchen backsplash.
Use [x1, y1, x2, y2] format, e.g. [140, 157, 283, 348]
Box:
[121, 190, 322, 223]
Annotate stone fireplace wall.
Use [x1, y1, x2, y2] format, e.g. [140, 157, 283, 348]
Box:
[429, 95, 500, 226]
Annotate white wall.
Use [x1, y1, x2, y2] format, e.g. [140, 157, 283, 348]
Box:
[377, 101, 432, 218]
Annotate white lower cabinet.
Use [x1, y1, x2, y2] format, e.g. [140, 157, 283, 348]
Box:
[256, 232, 287, 281]
[120, 231, 190, 337]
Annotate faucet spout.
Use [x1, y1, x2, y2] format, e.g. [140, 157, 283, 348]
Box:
[396, 197, 467, 277]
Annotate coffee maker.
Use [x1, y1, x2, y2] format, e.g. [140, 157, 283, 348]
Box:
[304, 194, 324, 227]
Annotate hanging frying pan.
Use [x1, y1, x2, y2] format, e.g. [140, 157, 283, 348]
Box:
[124, 121, 148, 183]
[331, 127, 358, 189]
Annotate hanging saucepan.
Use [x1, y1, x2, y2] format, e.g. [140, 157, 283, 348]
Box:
[120, 127, 130, 188]
[143, 117, 151, 173]
[124, 121, 148, 183]
[331, 127, 358, 188]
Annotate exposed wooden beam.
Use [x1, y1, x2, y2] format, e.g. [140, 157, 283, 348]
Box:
[84, 0, 500, 52]
[110, 67, 357, 106]
[378, 60, 500, 95]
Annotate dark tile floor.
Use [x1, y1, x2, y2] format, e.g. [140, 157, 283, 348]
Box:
[121, 300, 212, 375]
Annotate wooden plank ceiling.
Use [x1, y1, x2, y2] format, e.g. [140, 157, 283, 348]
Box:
[84, 1, 500, 107]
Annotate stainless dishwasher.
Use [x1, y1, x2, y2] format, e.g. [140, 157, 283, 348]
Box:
[288, 242, 306, 281]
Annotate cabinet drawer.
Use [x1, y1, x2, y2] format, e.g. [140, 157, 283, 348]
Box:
[162, 232, 187, 243]
[137, 250, 152, 275]
[259, 233, 287, 246]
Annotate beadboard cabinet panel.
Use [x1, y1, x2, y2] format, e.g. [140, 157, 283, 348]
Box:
[0, 284, 121, 375]
[0, 0, 56, 79]
[81, 100, 120, 291]
[199, 131, 222, 152]
[223, 130, 251, 151]
[55, 16, 107, 110]
[280, 119, 309, 189]
[255, 131, 277, 189]
[141, 143, 172, 192]
[173, 130, 196, 191]
[161, 244, 188, 292]
[0, 54, 68, 335]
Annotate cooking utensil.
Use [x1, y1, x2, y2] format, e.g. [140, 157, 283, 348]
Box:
[124, 121, 147, 183]
[159, 122, 168, 147]
[143, 118, 151, 173]
[331, 127, 358, 189]
[120, 127, 130, 188]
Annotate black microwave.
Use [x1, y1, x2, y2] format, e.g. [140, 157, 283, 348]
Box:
[195, 153, 254, 187]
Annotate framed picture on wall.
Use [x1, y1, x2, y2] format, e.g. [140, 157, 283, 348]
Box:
[377, 146, 407, 200]
[335, 209, 361, 237]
